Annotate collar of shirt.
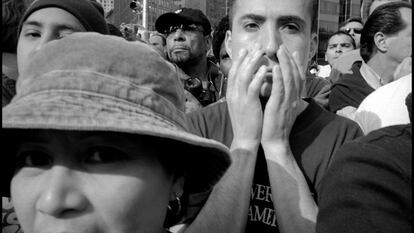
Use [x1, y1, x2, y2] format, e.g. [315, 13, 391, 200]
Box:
[360, 62, 383, 89]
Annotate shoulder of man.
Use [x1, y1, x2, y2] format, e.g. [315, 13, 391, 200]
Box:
[316, 124, 411, 233]
[328, 62, 369, 112]
[186, 100, 233, 147]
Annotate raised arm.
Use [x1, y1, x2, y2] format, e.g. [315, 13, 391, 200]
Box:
[183, 46, 267, 233]
[261, 45, 318, 233]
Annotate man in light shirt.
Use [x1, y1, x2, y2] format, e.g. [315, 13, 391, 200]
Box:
[329, 2, 412, 119]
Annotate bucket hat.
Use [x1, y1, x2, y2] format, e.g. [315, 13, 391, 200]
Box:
[2, 32, 230, 196]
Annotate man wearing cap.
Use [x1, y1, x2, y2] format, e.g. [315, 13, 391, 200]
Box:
[156, 8, 225, 107]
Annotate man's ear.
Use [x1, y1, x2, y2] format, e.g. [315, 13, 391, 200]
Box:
[225, 30, 233, 59]
[308, 32, 318, 61]
[374, 32, 387, 53]
[205, 35, 212, 54]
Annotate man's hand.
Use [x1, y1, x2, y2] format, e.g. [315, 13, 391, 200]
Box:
[226, 44, 266, 151]
[261, 45, 306, 152]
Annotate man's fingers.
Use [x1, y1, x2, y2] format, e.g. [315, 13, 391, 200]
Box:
[239, 44, 265, 88]
[248, 65, 267, 98]
[277, 45, 294, 101]
[227, 48, 247, 97]
[271, 64, 284, 103]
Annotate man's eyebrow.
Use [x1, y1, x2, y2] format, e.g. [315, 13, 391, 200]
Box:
[238, 14, 266, 24]
[277, 15, 306, 27]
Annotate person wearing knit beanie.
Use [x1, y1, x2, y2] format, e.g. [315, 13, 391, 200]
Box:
[17, 0, 109, 75]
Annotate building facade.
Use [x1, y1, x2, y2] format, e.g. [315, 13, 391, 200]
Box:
[96, 0, 114, 14]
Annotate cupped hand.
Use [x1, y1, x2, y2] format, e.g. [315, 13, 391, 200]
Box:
[261, 45, 306, 148]
[226, 44, 267, 150]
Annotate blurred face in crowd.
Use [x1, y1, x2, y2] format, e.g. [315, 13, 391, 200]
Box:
[385, 7, 412, 64]
[166, 23, 210, 67]
[150, 34, 165, 51]
[226, 0, 317, 97]
[219, 41, 231, 77]
[325, 34, 355, 66]
[149, 34, 166, 57]
[340, 21, 363, 48]
[17, 8, 86, 74]
[11, 130, 184, 233]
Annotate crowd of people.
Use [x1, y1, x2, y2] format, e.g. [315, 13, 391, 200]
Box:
[2, 0, 411, 233]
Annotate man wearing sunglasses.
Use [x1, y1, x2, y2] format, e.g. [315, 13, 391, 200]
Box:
[339, 18, 364, 48]
[156, 8, 225, 107]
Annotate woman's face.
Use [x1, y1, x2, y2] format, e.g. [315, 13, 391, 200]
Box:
[11, 130, 184, 233]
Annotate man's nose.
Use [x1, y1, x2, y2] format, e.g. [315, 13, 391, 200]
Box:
[171, 29, 186, 42]
[36, 166, 88, 218]
[263, 27, 280, 62]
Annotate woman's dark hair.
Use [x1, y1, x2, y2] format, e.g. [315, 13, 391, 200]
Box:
[327, 31, 357, 49]
[2, 0, 27, 53]
[360, 1, 412, 63]
[212, 15, 229, 61]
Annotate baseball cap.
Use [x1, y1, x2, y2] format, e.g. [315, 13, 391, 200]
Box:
[155, 8, 211, 35]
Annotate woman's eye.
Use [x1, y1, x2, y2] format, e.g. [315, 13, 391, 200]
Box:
[23, 30, 41, 38]
[16, 150, 51, 168]
[57, 30, 74, 39]
[85, 147, 129, 164]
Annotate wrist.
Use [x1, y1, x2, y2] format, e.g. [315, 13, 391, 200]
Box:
[231, 139, 260, 153]
[262, 141, 294, 164]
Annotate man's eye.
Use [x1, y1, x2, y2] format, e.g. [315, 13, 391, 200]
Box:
[16, 150, 51, 168]
[243, 22, 259, 31]
[282, 24, 300, 33]
[342, 43, 352, 48]
[85, 147, 129, 164]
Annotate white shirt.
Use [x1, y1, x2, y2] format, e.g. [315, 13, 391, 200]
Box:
[317, 65, 331, 78]
[354, 74, 412, 134]
[359, 62, 383, 90]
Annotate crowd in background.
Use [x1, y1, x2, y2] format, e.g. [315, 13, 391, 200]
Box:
[2, 0, 412, 233]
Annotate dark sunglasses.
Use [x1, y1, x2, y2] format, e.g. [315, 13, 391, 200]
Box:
[164, 24, 204, 35]
[341, 27, 363, 34]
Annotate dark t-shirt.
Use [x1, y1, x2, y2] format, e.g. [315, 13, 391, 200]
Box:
[328, 61, 375, 112]
[316, 124, 412, 233]
[187, 99, 362, 233]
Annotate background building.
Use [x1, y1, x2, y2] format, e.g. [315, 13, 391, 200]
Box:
[96, 0, 114, 14]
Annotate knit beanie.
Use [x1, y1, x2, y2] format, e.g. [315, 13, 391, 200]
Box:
[18, 0, 109, 35]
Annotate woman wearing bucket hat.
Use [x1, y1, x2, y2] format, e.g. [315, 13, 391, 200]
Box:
[2, 32, 230, 233]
